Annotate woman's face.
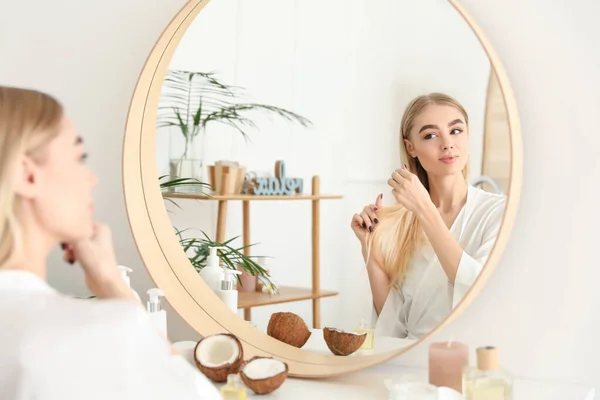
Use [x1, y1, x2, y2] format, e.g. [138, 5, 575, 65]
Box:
[404, 104, 469, 177]
[24, 117, 97, 242]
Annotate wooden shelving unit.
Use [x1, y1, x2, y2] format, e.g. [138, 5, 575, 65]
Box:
[163, 175, 342, 328]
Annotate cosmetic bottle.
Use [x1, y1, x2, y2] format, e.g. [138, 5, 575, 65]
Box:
[118, 265, 141, 302]
[217, 268, 242, 313]
[462, 346, 513, 400]
[147, 288, 168, 338]
[221, 374, 246, 400]
[255, 256, 268, 292]
[354, 318, 375, 350]
[199, 246, 225, 293]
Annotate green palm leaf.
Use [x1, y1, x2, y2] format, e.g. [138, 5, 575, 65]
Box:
[156, 69, 312, 145]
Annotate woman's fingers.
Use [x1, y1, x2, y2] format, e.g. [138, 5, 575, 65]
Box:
[375, 193, 383, 208]
[360, 210, 375, 232]
[391, 170, 408, 184]
[395, 166, 412, 179]
[351, 213, 364, 227]
[61, 243, 76, 264]
[363, 205, 379, 225]
[388, 177, 401, 191]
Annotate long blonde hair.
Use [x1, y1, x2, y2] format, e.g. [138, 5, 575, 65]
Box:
[367, 93, 470, 286]
[0, 86, 64, 268]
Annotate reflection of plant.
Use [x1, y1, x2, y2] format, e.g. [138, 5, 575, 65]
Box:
[175, 228, 276, 291]
[157, 70, 312, 161]
[159, 175, 212, 193]
[159, 163, 278, 292]
[159, 175, 212, 209]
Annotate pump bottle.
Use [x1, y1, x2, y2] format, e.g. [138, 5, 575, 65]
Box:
[217, 268, 242, 313]
[118, 265, 141, 302]
[147, 288, 168, 338]
[199, 246, 225, 293]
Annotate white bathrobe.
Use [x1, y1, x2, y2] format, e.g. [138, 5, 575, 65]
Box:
[0, 270, 221, 400]
[373, 185, 507, 339]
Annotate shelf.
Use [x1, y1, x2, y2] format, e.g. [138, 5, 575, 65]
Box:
[162, 192, 342, 201]
[238, 286, 338, 309]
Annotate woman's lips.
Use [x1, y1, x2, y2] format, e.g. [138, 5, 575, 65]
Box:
[439, 156, 457, 164]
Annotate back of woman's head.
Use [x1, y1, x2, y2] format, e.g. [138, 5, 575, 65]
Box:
[367, 93, 469, 285]
[0, 86, 64, 267]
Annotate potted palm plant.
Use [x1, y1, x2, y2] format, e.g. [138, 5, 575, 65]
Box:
[175, 228, 276, 293]
[157, 69, 311, 186]
[158, 176, 276, 292]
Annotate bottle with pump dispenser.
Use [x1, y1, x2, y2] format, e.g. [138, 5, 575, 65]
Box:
[354, 318, 375, 350]
[462, 346, 513, 400]
[118, 265, 141, 302]
[199, 246, 225, 293]
[221, 374, 246, 400]
[147, 288, 168, 338]
[218, 268, 242, 313]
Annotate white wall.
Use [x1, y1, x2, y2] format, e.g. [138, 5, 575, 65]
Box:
[158, 0, 491, 334]
[1, 0, 599, 390]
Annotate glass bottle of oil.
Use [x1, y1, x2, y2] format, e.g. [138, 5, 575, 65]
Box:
[221, 374, 246, 400]
[463, 346, 512, 400]
[354, 318, 375, 350]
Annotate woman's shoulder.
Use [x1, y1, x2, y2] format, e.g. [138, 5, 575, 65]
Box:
[4, 292, 153, 340]
[51, 295, 152, 329]
[469, 185, 507, 209]
[468, 185, 507, 223]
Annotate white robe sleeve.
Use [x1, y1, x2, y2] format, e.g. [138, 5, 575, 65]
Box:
[20, 298, 221, 400]
[452, 201, 506, 308]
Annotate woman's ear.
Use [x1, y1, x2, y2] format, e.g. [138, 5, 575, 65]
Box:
[403, 139, 416, 158]
[13, 156, 40, 199]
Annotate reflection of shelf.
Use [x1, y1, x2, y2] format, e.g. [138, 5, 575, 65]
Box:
[238, 287, 339, 309]
[162, 193, 342, 201]
[165, 175, 342, 328]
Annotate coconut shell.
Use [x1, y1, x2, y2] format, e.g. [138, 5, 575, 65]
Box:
[323, 327, 367, 356]
[267, 312, 311, 348]
[193, 333, 244, 383]
[240, 356, 289, 395]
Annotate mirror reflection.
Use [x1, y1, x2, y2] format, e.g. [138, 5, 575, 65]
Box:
[155, 0, 511, 356]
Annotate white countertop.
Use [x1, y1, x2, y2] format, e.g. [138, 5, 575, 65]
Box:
[174, 341, 595, 400]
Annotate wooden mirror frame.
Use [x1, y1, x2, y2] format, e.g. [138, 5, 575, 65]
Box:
[122, 0, 522, 378]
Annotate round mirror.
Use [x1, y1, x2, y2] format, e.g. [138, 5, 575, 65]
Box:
[123, 0, 521, 377]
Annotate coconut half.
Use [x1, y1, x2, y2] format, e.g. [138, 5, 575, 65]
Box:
[323, 327, 367, 356]
[240, 356, 289, 394]
[194, 333, 244, 382]
[267, 312, 311, 348]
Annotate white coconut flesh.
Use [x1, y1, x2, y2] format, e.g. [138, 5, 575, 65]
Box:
[196, 335, 240, 368]
[242, 358, 286, 380]
[327, 328, 366, 336]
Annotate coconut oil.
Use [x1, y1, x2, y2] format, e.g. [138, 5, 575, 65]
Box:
[221, 374, 246, 400]
[354, 318, 374, 350]
[462, 347, 512, 400]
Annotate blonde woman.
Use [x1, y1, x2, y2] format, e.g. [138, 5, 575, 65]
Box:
[351, 93, 506, 339]
[0, 87, 220, 399]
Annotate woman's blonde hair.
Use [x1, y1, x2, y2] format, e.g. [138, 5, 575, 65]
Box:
[367, 93, 470, 286]
[0, 86, 64, 268]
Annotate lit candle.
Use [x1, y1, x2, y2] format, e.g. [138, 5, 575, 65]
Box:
[428, 341, 469, 393]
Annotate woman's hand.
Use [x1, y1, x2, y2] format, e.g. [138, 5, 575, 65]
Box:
[62, 223, 135, 301]
[387, 165, 432, 217]
[351, 194, 383, 246]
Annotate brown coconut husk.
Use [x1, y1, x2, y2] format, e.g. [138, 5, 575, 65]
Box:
[240, 356, 289, 395]
[193, 333, 244, 382]
[267, 312, 311, 348]
[323, 327, 367, 356]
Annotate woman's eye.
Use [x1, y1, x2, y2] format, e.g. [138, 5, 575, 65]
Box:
[424, 133, 437, 140]
[451, 128, 463, 135]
